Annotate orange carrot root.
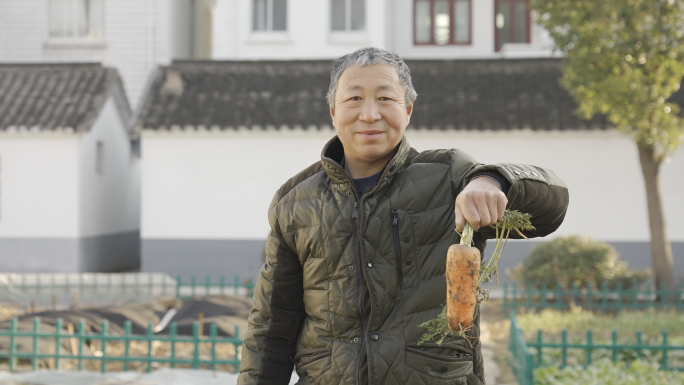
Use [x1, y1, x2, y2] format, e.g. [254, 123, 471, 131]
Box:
[446, 244, 480, 332]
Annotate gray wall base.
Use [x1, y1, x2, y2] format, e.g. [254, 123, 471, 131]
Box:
[0, 231, 140, 272]
[143, 238, 683, 283]
[142, 239, 266, 281]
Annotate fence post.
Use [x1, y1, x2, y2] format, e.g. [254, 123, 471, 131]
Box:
[192, 322, 200, 369]
[561, 330, 567, 368]
[78, 319, 86, 371]
[611, 330, 617, 363]
[9, 317, 16, 371]
[210, 323, 218, 371]
[55, 318, 62, 370]
[101, 320, 108, 373]
[601, 281, 608, 315]
[555, 283, 562, 311]
[124, 320, 131, 371]
[636, 330, 643, 360]
[586, 330, 593, 367]
[147, 323, 153, 373]
[616, 283, 623, 315]
[631, 283, 638, 311]
[536, 330, 542, 366]
[661, 331, 668, 370]
[234, 326, 241, 372]
[170, 322, 177, 369]
[32, 317, 40, 371]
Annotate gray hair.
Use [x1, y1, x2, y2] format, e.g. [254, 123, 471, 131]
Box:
[327, 47, 417, 109]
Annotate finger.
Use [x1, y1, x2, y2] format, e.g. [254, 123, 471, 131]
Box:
[464, 196, 485, 231]
[497, 193, 507, 220]
[487, 193, 499, 227]
[454, 204, 466, 233]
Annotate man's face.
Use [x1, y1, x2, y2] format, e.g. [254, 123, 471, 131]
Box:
[330, 64, 413, 168]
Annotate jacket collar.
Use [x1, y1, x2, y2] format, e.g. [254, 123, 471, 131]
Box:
[320, 135, 411, 186]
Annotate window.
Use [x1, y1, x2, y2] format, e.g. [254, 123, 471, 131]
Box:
[495, 0, 530, 51]
[48, 0, 104, 38]
[414, 0, 471, 45]
[331, 0, 365, 32]
[96, 142, 104, 174]
[253, 0, 287, 32]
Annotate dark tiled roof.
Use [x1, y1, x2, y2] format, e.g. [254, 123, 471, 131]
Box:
[135, 58, 683, 131]
[0, 63, 130, 132]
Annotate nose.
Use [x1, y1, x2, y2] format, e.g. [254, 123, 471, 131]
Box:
[358, 99, 382, 123]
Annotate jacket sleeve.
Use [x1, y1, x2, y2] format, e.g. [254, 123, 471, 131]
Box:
[237, 192, 306, 385]
[449, 149, 570, 239]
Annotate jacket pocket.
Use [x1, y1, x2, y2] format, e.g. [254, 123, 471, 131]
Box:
[405, 342, 473, 382]
[294, 347, 332, 382]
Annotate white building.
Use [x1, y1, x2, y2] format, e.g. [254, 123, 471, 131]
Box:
[211, 0, 554, 60]
[0, 0, 213, 105]
[135, 59, 684, 281]
[0, 63, 140, 272]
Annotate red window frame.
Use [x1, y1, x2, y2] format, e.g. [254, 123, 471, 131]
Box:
[413, 0, 472, 46]
[494, 0, 531, 52]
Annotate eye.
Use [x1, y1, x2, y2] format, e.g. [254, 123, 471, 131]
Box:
[379, 96, 393, 101]
[349, 96, 362, 101]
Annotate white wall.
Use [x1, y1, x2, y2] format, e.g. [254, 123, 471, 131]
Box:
[0, 134, 80, 238]
[141, 130, 334, 239]
[407, 129, 684, 242]
[212, 0, 388, 59]
[0, 0, 177, 105]
[79, 96, 140, 237]
[142, 129, 684, 243]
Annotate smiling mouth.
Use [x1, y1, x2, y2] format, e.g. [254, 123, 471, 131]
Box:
[358, 130, 384, 137]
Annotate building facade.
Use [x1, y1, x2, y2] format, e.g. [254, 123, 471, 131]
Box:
[136, 60, 684, 281]
[0, 0, 213, 105]
[0, 64, 140, 272]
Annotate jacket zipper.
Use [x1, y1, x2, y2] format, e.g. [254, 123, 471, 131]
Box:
[391, 209, 404, 289]
[352, 201, 366, 385]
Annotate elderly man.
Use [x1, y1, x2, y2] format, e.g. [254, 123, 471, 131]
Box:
[238, 47, 568, 385]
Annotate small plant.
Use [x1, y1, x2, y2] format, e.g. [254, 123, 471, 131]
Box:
[510, 236, 651, 289]
[419, 210, 534, 345]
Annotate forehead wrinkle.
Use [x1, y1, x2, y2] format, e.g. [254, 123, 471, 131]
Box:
[343, 83, 399, 93]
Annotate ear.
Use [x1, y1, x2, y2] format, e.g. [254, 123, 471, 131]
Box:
[329, 103, 335, 118]
[406, 100, 414, 120]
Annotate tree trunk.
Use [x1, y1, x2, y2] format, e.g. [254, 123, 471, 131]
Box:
[637, 145, 676, 290]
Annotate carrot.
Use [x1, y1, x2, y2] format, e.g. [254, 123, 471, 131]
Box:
[446, 243, 480, 332]
[418, 210, 534, 345]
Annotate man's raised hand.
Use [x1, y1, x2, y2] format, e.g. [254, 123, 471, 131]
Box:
[455, 177, 508, 232]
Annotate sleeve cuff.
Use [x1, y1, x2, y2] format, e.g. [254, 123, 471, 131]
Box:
[468, 171, 511, 195]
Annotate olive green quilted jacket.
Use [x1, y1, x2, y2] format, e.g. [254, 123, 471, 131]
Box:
[238, 136, 569, 385]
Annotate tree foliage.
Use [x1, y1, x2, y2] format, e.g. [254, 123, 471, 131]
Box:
[531, 0, 684, 160]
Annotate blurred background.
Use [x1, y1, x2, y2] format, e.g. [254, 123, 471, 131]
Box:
[0, 0, 682, 284]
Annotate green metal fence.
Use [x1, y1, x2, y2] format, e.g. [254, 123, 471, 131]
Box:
[503, 282, 684, 314]
[175, 276, 254, 299]
[508, 312, 535, 385]
[508, 311, 684, 385]
[0, 317, 243, 372]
